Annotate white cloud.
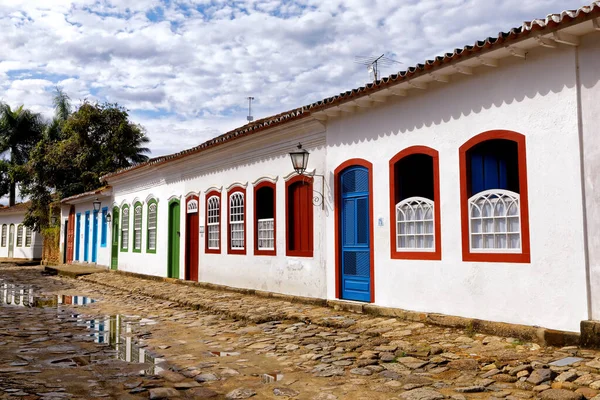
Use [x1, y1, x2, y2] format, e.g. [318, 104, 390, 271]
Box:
[0, 0, 588, 156]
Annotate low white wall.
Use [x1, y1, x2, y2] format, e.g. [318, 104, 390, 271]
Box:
[324, 44, 588, 332]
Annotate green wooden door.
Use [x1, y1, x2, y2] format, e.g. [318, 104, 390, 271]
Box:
[168, 199, 181, 278]
[111, 207, 119, 270]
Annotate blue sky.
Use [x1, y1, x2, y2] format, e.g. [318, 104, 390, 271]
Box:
[0, 0, 588, 157]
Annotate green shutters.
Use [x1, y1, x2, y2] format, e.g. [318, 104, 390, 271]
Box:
[147, 199, 158, 253]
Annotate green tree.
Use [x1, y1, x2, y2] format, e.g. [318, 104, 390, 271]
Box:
[0, 103, 44, 206]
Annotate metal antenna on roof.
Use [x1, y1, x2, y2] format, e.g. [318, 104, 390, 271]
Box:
[354, 54, 403, 81]
[247, 97, 254, 122]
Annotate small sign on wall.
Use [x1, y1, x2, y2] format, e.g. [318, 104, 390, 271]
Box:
[187, 199, 199, 214]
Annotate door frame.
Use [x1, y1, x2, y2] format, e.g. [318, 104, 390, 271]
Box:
[334, 159, 375, 303]
[168, 198, 181, 279]
[84, 211, 90, 262]
[66, 206, 75, 263]
[185, 194, 199, 281]
[63, 219, 69, 264]
[111, 207, 119, 270]
[92, 209, 99, 263]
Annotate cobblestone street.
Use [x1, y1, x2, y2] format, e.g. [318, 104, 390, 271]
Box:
[3, 265, 600, 400]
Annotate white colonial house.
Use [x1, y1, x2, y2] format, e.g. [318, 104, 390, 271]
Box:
[57, 3, 600, 334]
[0, 203, 42, 260]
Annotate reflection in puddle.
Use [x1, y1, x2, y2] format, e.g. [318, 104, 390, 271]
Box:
[70, 314, 165, 375]
[0, 282, 96, 308]
[209, 351, 240, 357]
[262, 372, 284, 383]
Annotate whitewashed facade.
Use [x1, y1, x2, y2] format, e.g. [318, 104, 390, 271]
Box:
[56, 6, 600, 333]
[0, 205, 42, 260]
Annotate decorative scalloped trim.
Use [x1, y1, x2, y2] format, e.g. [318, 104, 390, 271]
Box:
[251, 176, 279, 186]
[132, 197, 144, 206]
[225, 182, 248, 191]
[205, 186, 223, 194]
[145, 194, 158, 204]
[167, 194, 181, 202]
[283, 169, 316, 181]
[185, 191, 199, 199]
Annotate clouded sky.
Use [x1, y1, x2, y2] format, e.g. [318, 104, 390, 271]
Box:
[0, 0, 587, 157]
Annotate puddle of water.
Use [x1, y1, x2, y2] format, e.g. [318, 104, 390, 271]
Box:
[69, 313, 165, 375]
[261, 372, 284, 383]
[209, 351, 241, 357]
[0, 282, 96, 308]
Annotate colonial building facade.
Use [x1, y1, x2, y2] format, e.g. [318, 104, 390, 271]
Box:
[0, 203, 42, 260]
[57, 3, 600, 334]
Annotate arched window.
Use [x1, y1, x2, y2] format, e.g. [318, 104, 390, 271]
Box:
[133, 202, 143, 252]
[205, 192, 221, 253]
[228, 188, 246, 254]
[25, 227, 32, 247]
[16, 224, 23, 247]
[286, 176, 313, 257]
[147, 200, 158, 253]
[255, 182, 276, 255]
[1, 225, 6, 247]
[389, 146, 441, 260]
[121, 205, 130, 251]
[459, 130, 530, 263]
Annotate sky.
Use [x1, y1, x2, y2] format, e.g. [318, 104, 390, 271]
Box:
[0, 0, 588, 157]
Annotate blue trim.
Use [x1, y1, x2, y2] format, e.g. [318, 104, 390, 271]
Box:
[84, 211, 90, 262]
[92, 210, 99, 263]
[75, 213, 81, 261]
[101, 207, 108, 247]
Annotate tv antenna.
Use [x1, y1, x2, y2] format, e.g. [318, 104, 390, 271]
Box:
[354, 54, 403, 81]
[247, 96, 254, 122]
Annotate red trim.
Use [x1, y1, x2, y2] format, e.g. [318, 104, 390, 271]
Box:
[285, 175, 314, 257]
[204, 190, 221, 254]
[459, 130, 531, 263]
[185, 195, 199, 281]
[334, 158, 375, 303]
[66, 206, 75, 263]
[227, 186, 247, 255]
[254, 181, 276, 256]
[389, 146, 442, 261]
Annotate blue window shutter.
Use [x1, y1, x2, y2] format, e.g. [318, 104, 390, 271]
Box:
[471, 153, 484, 194]
[483, 154, 499, 190]
[471, 149, 509, 194]
[101, 207, 108, 247]
[498, 157, 508, 189]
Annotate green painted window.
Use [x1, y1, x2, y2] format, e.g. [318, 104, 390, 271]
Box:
[121, 205, 130, 251]
[133, 202, 142, 253]
[147, 199, 157, 253]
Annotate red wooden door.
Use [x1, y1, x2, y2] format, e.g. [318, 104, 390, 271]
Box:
[66, 206, 75, 263]
[185, 196, 199, 281]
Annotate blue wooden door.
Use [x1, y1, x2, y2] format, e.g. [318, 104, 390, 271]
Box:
[84, 212, 90, 262]
[92, 210, 98, 263]
[340, 166, 371, 302]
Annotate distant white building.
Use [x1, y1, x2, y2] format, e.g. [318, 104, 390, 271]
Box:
[0, 203, 42, 260]
[57, 3, 600, 333]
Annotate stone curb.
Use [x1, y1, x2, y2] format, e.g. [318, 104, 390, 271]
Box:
[77, 268, 581, 347]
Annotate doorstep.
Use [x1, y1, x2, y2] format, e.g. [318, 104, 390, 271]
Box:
[44, 264, 108, 278]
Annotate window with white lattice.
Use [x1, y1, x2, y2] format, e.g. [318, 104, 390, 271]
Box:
[1, 225, 6, 247]
[469, 190, 520, 252]
[255, 183, 275, 254]
[389, 148, 441, 259]
[121, 205, 129, 251]
[147, 201, 157, 253]
[25, 227, 32, 247]
[133, 203, 142, 252]
[16, 225, 23, 247]
[206, 195, 220, 251]
[228, 189, 245, 254]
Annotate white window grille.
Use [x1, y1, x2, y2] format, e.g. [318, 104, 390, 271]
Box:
[1, 225, 6, 247]
[133, 205, 142, 251]
[147, 203, 157, 251]
[229, 192, 244, 250]
[207, 196, 220, 249]
[257, 218, 275, 250]
[25, 227, 32, 247]
[396, 197, 435, 251]
[16, 225, 23, 247]
[121, 207, 129, 250]
[469, 189, 521, 252]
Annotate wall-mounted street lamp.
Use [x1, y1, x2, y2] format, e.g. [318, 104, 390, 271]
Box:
[93, 198, 101, 212]
[106, 212, 112, 223]
[288, 143, 326, 210]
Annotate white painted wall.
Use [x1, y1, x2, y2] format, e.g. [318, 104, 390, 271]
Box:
[325, 44, 588, 332]
[110, 124, 329, 299]
[0, 213, 42, 259]
[579, 31, 600, 321]
[60, 199, 112, 267]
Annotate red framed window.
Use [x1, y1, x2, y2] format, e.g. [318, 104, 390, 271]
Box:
[227, 187, 246, 255]
[254, 181, 276, 256]
[459, 130, 530, 263]
[286, 175, 313, 257]
[205, 191, 221, 254]
[389, 146, 441, 260]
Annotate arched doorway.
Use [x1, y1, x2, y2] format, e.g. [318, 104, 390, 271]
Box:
[185, 195, 199, 281]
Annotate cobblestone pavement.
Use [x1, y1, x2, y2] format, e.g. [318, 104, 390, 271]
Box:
[3, 265, 600, 400]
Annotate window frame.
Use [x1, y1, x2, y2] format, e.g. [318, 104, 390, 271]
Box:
[389, 146, 442, 260]
[121, 204, 130, 251]
[205, 191, 221, 254]
[227, 187, 246, 255]
[146, 199, 158, 254]
[285, 175, 314, 257]
[16, 224, 23, 247]
[132, 201, 143, 253]
[25, 226, 32, 247]
[1, 224, 6, 247]
[254, 181, 276, 256]
[459, 130, 530, 263]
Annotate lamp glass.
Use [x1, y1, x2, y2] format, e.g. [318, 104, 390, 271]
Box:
[106, 213, 112, 223]
[290, 149, 309, 175]
[93, 200, 101, 212]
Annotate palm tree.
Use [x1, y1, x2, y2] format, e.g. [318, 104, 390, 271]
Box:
[0, 103, 44, 206]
